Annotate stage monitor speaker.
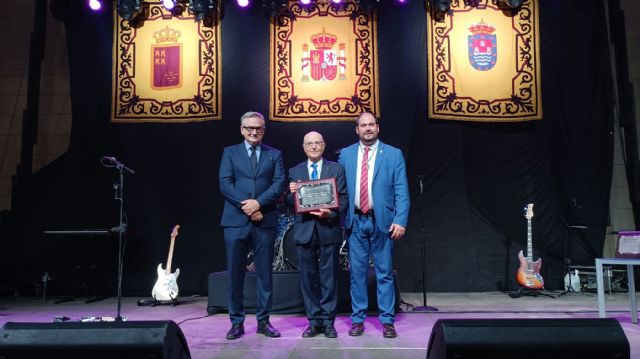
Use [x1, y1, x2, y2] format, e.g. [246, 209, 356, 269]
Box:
[0, 320, 191, 359]
[426, 318, 629, 359]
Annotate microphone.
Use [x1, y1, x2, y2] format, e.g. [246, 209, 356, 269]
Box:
[418, 174, 423, 194]
[101, 156, 135, 174]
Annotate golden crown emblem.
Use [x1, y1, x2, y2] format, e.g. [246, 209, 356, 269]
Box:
[468, 19, 496, 35]
[311, 28, 337, 50]
[153, 26, 181, 43]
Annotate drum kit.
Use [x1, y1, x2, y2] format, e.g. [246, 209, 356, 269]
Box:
[246, 214, 350, 272]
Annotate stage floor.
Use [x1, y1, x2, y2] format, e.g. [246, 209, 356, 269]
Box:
[1, 291, 639, 358]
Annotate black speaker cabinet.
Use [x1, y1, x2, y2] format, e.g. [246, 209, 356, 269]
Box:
[0, 320, 191, 359]
[426, 318, 629, 359]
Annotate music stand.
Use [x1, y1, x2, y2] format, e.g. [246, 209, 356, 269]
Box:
[557, 223, 591, 297]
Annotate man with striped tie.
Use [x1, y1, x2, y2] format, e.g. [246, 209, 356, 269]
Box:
[338, 112, 410, 338]
[287, 131, 347, 338]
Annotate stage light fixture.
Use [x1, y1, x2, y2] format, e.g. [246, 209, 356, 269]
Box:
[431, 0, 450, 12]
[261, 0, 287, 18]
[429, 0, 450, 22]
[356, 0, 380, 12]
[163, 0, 176, 10]
[498, 0, 523, 9]
[237, 0, 250, 7]
[300, 0, 311, 5]
[117, 0, 141, 20]
[189, 0, 216, 21]
[331, 0, 341, 3]
[88, 0, 102, 11]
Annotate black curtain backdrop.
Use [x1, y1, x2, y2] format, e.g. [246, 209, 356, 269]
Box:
[6, 0, 614, 296]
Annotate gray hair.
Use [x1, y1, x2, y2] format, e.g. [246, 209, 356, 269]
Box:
[240, 111, 265, 126]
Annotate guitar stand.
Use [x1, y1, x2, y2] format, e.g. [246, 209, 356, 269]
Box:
[509, 287, 556, 299]
[136, 298, 180, 307]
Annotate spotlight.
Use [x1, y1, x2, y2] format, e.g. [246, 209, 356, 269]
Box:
[300, 0, 311, 5]
[163, 0, 176, 10]
[189, 0, 216, 21]
[331, 0, 341, 3]
[237, 0, 250, 7]
[356, 0, 380, 12]
[88, 0, 102, 11]
[117, 0, 141, 20]
[429, 0, 450, 21]
[431, 0, 450, 12]
[499, 0, 524, 9]
[261, 0, 287, 18]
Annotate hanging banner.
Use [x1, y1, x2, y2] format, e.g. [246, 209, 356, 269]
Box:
[270, 1, 380, 122]
[112, 2, 221, 123]
[427, 0, 542, 122]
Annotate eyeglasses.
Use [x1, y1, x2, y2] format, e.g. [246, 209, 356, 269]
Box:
[242, 126, 265, 133]
[304, 141, 325, 147]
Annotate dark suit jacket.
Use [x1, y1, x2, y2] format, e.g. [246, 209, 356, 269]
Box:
[219, 142, 285, 229]
[286, 159, 348, 245]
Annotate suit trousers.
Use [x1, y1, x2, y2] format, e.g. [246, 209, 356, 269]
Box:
[348, 212, 395, 324]
[224, 223, 276, 325]
[297, 227, 339, 327]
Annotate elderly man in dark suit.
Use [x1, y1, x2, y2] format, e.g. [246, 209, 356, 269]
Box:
[287, 131, 348, 338]
[219, 111, 285, 340]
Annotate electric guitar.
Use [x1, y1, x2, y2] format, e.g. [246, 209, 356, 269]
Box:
[516, 204, 544, 289]
[152, 225, 181, 301]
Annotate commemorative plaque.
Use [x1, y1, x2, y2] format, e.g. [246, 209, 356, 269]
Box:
[294, 178, 339, 214]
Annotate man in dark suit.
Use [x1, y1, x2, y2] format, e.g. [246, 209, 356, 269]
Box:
[219, 111, 286, 340]
[338, 112, 410, 338]
[287, 131, 348, 338]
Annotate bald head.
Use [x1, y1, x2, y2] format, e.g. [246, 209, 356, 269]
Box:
[302, 131, 325, 162]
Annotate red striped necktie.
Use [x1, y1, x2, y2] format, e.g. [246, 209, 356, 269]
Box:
[359, 146, 370, 214]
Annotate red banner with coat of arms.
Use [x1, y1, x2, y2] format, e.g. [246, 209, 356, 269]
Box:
[112, 2, 221, 123]
[427, 0, 542, 122]
[270, 1, 380, 122]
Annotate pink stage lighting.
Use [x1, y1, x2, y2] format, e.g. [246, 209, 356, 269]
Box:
[237, 0, 250, 7]
[88, 0, 102, 11]
[163, 0, 175, 10]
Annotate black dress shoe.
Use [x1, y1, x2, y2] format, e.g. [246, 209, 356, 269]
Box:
[323, 324, 337, 338]
[302, 325, 322, 338]
[257, 321, 281, 337]
[226, 323, 245, 340]
[382, 323, 397, 338]
[348, 323, 365, 336]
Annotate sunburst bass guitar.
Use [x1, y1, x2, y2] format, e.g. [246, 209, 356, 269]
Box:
[516, 204, 544, 289]
[152, 225, 181, 301]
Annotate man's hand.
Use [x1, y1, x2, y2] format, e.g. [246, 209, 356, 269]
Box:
[250, 211, 263, 222]
[241, 199, 260, 215]
[389, 224, 406, 240]
[289, 182, 298, 193]
[309, 208, 331, 219]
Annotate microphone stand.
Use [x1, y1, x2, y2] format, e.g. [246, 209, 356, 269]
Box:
[413, 174, 438, 312]
[104, 157, 135, 321]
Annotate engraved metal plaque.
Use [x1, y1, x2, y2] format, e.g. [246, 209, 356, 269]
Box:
[294, 178, 339, 214]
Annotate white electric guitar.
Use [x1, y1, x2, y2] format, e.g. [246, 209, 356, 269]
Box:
[152, 225, 181, 301]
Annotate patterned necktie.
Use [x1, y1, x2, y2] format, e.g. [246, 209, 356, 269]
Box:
[360, 146, 370, 214]
[311, 162, 318, 180]
[249, 146, 257, 172]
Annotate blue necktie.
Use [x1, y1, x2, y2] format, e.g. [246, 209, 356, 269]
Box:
[311, 163, 318, 180]
[249, 146, 257, 172]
